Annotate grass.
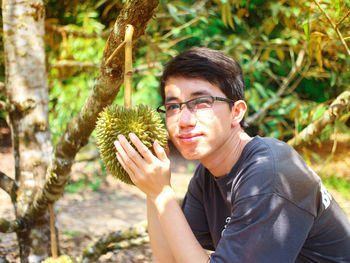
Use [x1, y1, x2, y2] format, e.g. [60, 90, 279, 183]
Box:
[62, 230, 82, 237]
[65, 177, 102, 193]
[322, 175, 350, 199]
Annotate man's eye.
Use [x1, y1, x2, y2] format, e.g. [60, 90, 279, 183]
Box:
[166, 104, 180, 111]
[193, 97, 212, 107]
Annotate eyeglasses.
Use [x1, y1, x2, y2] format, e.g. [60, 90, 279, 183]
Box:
[156, 96, 234, 117]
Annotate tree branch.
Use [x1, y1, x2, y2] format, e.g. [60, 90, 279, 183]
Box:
[246, 48, 306, 125]
[161, 17, 200, 40]
[156, 0, 208, 18]
[337, 11, 350, 27]
[0, 171, 17, 197]
[49, 60, 161, 76]
[0, 101, 8, 112]
[49, 60, 99, 70]
[104, 235, 149, 252]
[26, 0, 160, 222]
[45, 23, 112, 39]
[288, 90, 350, 147]
[313, 0, 350, 56]
[0, 218, 27, 233]
[81, 221, 148, 262]
[80, 198, 184, 261]
[0, 82, 4, 93]
[104, 41, 126, 67]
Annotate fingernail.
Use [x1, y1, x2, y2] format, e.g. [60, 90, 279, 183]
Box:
[129, 133, 136, 139]
[114, 140, 120, 148]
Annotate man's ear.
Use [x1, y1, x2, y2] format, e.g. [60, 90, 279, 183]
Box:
[231, 100, 247, 127]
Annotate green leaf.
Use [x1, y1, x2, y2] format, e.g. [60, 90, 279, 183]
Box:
[63, 230, 82, 237]
[312, 106, 327, 121]
[170, 27, 181, 36]
[309, 11, 322, 23]
[95, 0, 108, 8]
[296, 11, 310, 26]
[253, 82, 269, 98]
[335, 0, 341, 16]
[167, 4, 182, 23]
[303, 22, 310, 42]
[330, 71, 337, 87]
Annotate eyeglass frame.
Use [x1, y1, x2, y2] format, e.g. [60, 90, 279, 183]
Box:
[156, 95, 235, 117]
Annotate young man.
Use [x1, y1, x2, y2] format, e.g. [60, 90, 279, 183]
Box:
[114, 47, 350, 263]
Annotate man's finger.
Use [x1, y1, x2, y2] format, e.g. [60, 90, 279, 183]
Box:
[114, 139, 140, 175]
[117, 134, 145, 165]
[116, 151, 134, 178]
[153, 140, 169, 162]
[129, 133, 154, 162]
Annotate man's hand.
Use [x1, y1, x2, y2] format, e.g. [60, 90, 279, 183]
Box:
[115, 133, 209, 263]
[114, 133, 171, 199]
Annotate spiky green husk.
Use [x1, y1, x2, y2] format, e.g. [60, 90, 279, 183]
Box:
[96, 104, 168, 184]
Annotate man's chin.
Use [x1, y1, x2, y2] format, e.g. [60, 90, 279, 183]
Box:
[179, 149, 202, 160]
[172, 140, 203, 160]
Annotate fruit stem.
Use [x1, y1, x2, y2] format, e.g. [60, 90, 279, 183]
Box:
[49, 202, 58, 258]
[124, 24, 134, 108]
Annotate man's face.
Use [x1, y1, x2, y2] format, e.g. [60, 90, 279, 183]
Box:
[164, 76, 234, 161]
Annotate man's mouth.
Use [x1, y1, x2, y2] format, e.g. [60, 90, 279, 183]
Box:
[177, 133, 202, 143]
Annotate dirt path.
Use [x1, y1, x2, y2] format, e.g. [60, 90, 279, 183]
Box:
[0, 134, 349, 262]
[0, 142, 197, 262]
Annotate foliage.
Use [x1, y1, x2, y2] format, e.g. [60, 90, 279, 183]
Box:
[46, 0, 349, 140]
[1, 0, 349, 157]
[0, 0, 349, 260]
[0, 0, 348, 139]
[323, 175, 350, 198]
[47, 10, 106, 144]
[65, 176, 102, 193]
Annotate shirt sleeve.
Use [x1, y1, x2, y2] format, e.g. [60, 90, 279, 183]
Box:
[210, 193, 314, 263]
[182, 179, 214, 250]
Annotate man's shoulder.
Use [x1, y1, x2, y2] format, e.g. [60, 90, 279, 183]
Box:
[248, 136, 293, 154]
[242, 136, 303, 172]
[236, 136, 287, 174]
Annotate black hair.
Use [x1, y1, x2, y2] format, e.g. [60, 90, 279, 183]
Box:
[159, 47, 247, 127]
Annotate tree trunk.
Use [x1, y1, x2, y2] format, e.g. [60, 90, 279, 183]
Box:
[26, 0, 160, 220]
[2, 0, 159, 261]
[2, 0, 52, 262]
[288, 90, 350, 147]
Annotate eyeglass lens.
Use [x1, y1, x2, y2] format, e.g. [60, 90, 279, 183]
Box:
[165, 96, 214, 116]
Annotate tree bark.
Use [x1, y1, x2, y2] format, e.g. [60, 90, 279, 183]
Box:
[26, 0, 159, 221]
[2, 0, 159, 261]
[288, 90, 350, 147]
[45, 23, 112, 39]
[2, 0, 52, 261]
[0, 171, 17, 198]
[0, 218, 26, 233]
[82, 221, 148, 262]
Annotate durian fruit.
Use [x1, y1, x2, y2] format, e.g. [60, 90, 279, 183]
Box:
[42, 255, 73, 263]
[96, 104, 168, 184]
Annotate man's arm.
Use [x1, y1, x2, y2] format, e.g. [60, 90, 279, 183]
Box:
[114, 134, 209, 263]
[147, 197, 176, 263]
[151, 186, 209, 263]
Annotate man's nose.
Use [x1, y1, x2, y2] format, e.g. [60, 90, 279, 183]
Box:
[178, 105, 196, 127]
